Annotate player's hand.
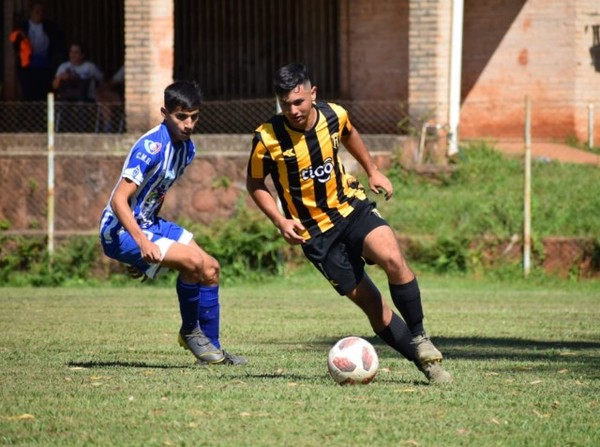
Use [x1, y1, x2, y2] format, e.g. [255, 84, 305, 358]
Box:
[368, 171, 393, 200]
[139, 238, 162, 263]
[278, 219, 307, 245]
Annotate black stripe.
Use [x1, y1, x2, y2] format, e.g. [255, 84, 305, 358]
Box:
[271, 117, 317, 229]
[304, 121, 343, 228]
[317, 102, 353, 206]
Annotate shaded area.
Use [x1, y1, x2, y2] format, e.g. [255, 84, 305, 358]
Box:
[66, 336, 600, 382]
[462, 0, 527, 101]
[67, 360, 189, 369]
[308, 335, 600, 378]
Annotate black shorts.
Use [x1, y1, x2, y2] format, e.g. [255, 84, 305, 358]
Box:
[301, 199, 388, 296]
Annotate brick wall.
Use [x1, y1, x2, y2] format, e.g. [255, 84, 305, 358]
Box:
[340, 0, 600, 142]
[460, 0, 600, 140]
[4, 0, 593, 141]
[124, 0, 173, 132]
[344, 0, 409, 101]
[408, 0, 451, 127]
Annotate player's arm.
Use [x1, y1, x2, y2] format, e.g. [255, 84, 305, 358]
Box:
[110, 178, 162, 263]
[246, 176, 306, 245]
[342, 127, 393, 200]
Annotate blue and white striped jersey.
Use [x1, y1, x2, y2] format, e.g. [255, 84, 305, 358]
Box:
[99, 122, 195, 243]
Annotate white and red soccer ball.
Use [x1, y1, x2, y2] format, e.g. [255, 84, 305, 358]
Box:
[327, 336, 379, 385]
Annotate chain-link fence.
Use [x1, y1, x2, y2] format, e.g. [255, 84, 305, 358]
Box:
[0, 96, 408, 242]
[2, 98, 597, 278]
[0, 101, 125, 134]
[0, 99, 408, 135]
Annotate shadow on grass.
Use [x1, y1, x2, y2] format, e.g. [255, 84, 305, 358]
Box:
[64, 361, 343, 383]
[66, 336, 600, 380]
[67, 360, 188, 369]
[313, 335, 600, 357]
[430, 336, 600, 361]
[307, 336, 600, 374]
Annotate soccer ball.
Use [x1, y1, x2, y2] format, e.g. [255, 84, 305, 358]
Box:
[327, 336, 379, 385]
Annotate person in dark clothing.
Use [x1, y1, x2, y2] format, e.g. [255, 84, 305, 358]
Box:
[9, 1, 66, 101]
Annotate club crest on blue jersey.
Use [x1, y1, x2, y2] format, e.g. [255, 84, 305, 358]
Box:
[144, 140, 162, 155]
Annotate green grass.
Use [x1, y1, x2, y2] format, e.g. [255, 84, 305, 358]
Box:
[1, 268, 599, 446]
[377, 142, 600, 238]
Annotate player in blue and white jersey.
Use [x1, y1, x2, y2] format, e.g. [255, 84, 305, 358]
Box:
[99, 81, 245, 366]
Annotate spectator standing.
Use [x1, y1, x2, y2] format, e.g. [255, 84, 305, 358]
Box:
[9, 1, 66, 101]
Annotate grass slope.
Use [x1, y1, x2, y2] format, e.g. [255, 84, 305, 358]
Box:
[378, 142, 600, 238]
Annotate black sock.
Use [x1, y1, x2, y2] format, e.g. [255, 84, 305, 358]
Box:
[389, 278, 424, 336]
[375, 312, 417, 362]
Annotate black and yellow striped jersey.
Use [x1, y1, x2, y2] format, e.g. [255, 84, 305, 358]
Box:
[248, 100, 367, 240]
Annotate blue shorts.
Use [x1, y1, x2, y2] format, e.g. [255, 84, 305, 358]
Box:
[101, 218, 193, 279]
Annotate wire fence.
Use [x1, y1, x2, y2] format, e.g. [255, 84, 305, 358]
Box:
[1, 98, 597, 278]
[0, 98, 408, 135]
[0, 96, 409, 245]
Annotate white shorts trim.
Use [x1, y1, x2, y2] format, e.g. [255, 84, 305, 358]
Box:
[145, 229, 194, 279]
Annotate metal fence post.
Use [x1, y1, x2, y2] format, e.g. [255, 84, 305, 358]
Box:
[523, 96, 532, 278]
[588, 104, 595, 149]
[47, 93, 55, 263]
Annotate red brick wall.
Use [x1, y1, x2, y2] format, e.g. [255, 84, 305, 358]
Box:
[343, 0, 409, 101]
[460, 0, 600, 140]
[124, 0, 173, 132]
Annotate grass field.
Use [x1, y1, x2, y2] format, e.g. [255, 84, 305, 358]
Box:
[1, 268, 599, 446]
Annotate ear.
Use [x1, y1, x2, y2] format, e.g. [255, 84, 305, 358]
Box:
[310, 86, 317, 101]
[160, 107, 167, 119]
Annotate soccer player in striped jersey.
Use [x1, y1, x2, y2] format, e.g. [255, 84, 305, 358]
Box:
[247, 63, 451, 383]
[99, 81, 245, 366]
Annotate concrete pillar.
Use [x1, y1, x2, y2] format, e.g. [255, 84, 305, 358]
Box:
[124, 0, 173, 132]
[408, 0, 452, 128]
[575, 0, 600, 143]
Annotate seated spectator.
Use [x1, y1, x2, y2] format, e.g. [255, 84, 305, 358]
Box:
[52, 42, 103, 102]
[96, 65, 124, 101]
[96, 65, 124, 132]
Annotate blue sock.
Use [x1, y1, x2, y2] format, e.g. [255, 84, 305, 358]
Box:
[199, 285, 221, 349]
[176, 278, 200, 333]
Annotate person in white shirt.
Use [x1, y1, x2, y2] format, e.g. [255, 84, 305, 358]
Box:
[52, 41, 104, 101]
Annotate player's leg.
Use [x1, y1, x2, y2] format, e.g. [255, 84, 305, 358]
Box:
[162, 240, 246, 365]
[309, 234, 416, 362]
[362, 225, 443, 362]
[345, 274, 416, 362]
[345, 271, 451, 384]
[305, 230, 450, 383]
[119, 234, 221, 364]
[99, 224, 224, 363]
[160, 240, 220, 346]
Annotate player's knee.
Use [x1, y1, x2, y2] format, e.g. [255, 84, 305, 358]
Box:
[180, 251, 205, 282]
[378, 251, 405, 273]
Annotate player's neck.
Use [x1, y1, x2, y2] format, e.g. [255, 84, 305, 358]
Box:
[304, 107, 318, 131]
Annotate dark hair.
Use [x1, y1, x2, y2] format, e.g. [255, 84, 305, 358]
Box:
[29, 1, 44, 11]
[164, 80, 203, 112]
[68, 41, 88, 59]
[273, 63, 311, 96]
